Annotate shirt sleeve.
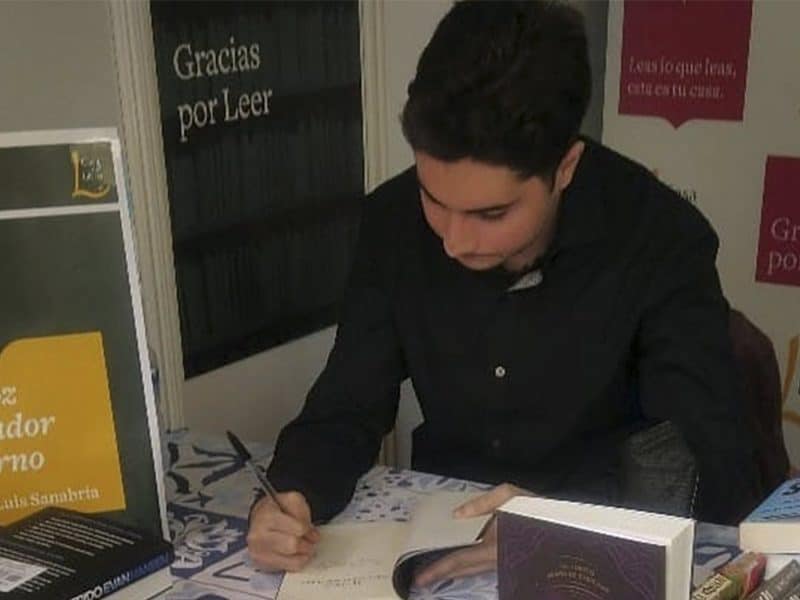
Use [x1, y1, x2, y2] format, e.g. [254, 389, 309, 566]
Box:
[635, 204, 760, 525]
[266, 193, 406, 523]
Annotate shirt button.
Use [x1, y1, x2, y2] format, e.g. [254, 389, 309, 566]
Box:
[494, 365, 507, 378]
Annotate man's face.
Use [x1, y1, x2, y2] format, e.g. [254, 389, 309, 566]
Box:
[415, 149, 577, 272]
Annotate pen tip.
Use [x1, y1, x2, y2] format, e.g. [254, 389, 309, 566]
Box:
[226, 430, 251, 461]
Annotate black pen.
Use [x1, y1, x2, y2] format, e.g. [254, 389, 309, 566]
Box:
[226, 430, 288, 514]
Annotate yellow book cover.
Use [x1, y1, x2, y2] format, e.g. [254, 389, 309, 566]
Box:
[0, 332, 125, 524]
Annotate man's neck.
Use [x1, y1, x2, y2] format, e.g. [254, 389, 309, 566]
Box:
[502, 214, 559, 273]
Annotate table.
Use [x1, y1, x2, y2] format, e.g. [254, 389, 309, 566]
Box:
[162, 429, 740, 599]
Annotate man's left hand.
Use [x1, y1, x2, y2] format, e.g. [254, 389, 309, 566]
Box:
[414, 483, 532, 587]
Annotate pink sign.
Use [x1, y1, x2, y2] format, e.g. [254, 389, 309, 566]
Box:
[756, 156, 800, 287]
[619, 0, 753, 128]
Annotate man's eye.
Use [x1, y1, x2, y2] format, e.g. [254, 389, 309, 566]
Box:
[478, 210, 507, 221]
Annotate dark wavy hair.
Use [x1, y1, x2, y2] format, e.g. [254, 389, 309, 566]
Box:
[401, 0, 591, 180]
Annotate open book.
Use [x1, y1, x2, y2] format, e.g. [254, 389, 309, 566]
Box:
[497, 496, 695, 600]
[276, 490, 491, 600]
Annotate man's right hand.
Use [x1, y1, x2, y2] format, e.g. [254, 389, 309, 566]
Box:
[246, 491, 321, 572]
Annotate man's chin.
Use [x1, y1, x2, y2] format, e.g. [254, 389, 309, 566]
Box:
[455, 255, 502, 271]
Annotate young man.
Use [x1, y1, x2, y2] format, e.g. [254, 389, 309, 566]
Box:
[247, 0, 759, 584]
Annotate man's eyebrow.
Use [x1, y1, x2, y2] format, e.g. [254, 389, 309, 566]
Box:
[416, 179, 445, 206]
[416, 178, 516, 214]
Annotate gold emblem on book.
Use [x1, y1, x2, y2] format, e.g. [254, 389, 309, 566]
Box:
[70, 150, 111, 200]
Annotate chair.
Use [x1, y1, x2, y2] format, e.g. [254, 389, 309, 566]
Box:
[729, 309, 791, 498]
[617, 310, 790, 519]
[619, 420, 698, 517]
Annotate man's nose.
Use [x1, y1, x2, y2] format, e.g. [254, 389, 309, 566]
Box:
[442, 213, 477, 258]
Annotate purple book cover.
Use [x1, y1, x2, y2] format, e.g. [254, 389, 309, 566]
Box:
[498, 511, 666, 600]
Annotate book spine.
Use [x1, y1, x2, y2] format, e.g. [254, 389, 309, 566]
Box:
[747, 560, 800, 600]
[67, 549, 173, 600]
[717, 551, 766, 597]
[691, 573, 739, 600]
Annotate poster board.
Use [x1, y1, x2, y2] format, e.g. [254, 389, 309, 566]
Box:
[0, 129, 168, 539]
[602, 0, 800, 469]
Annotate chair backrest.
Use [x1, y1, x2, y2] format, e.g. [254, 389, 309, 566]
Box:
[619, 420, 698, 517]
[729, 309, 790, 498]
[617, 310, 788, 518]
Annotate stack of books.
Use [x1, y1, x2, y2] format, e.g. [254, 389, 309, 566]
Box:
[495, 479, 800, 600]
[740, 477, 800, 569]
[693, 558, 800, 600]
[745, 560, 800, 600]
[0, 506, 173, 599]
[691, 476, 800, 599]
[691, 551, 766, 599]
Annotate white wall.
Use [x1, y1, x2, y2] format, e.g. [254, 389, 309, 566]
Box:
[382, 0, 451, 179]
[574, 0, 609, 138]
[183, 327, 335, 444]
[0, 1, 120, 131]
[381, 0, 453, 467]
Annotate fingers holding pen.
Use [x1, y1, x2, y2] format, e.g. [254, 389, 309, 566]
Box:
[247, 491, 320, 572]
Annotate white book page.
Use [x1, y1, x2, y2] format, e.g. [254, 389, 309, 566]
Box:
[276, 521, 407, 600]
[401, 490, 491, 556]
[276, 491, 491, 600]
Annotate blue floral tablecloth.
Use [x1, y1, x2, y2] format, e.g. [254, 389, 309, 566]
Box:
[161, 429, 740, 599]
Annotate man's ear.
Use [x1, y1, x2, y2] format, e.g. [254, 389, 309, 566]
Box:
[554, 140, 585, 194]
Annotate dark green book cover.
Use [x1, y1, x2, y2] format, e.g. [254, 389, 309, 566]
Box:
[0, 136, 165, 539]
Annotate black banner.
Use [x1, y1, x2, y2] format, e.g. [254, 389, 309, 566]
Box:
[150, 1, 364, 375]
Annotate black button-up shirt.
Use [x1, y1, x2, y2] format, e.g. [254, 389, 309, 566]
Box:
[268, 140, 758, 525]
